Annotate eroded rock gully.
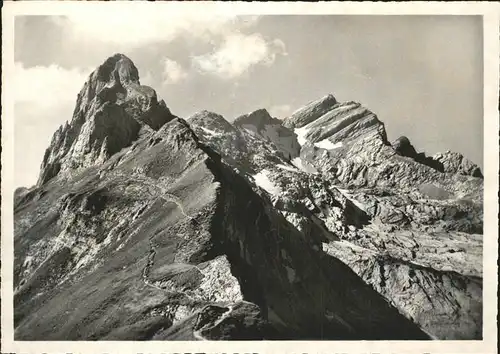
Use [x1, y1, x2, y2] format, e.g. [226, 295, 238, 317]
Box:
[14, 54, 482, 340]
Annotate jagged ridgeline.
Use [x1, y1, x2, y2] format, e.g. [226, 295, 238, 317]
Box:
[14, 54, 483, 340]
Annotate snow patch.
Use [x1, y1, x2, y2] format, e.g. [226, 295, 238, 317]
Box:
[253, 170, 282, 195]
[200, 127, 220, 137]
[294, 127, 310, 146]
[277, 164, 300, 173]
[242, 126, 258, 137]
[314, 139, 343, 150]
[350, 199, 367, 212]
[291, 157, 318, 174]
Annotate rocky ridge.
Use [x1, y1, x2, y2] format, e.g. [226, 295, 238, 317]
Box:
[189, 88, 483, 340]
[14, 54, 482, 340]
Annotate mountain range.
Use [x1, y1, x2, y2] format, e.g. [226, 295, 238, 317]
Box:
[14, 54, 483, 340]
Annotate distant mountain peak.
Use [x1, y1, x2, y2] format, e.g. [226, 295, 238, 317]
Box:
[233, 108, 279, 130]
[188, 110, 237, 134]
[283, 94, 337, 129]
[433, 151, 483, 178]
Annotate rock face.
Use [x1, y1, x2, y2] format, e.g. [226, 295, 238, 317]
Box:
[391, 136, 482, 176]
[233, 109, 300, 160]
[283, 94, 337, 129]
[188, 110, 248, 168]
[433, 151, 483, 178]
[14, 54, 483, 341]
[392, 136, 418, 158]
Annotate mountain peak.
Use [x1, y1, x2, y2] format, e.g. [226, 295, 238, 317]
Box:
[233, 108, 278, 130]
[37, 54, 174, 186]
[233, 108, 300, 160]
[392, 136, 418, 157]
[433, 151, 483, 178]
[283, 94, 337, 129]
[322, 93, 336, 102]
[76, 53, 142, 110]
[96, 53, 139, 85]
[188, 110, 237, 134]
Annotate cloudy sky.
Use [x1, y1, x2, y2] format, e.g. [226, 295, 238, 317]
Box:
[14, 14, 483, 188]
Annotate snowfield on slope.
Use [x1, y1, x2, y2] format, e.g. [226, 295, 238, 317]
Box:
[253, 170, 282, 195]
[200, 127, 221, 137]
[276, 164, 301, 173]
[294, 126, 310, 146]
[291, 157, 318, 174]
[314, 139, 343, 150]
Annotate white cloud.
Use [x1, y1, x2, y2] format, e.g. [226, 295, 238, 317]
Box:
[269, 104, 292, 119]
[14, 63, 93, 188]
[14, 63, 92, 109]
[162, 58, 188, 84]
[60, 13, 260, 48]
[140, 70, 155, 88]
[48, 14, 284, 81]
[192, 33, 287, 78]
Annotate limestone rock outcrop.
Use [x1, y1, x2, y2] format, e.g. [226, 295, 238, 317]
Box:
[283, 94, 337, 129]
[433, 151, 483, 178]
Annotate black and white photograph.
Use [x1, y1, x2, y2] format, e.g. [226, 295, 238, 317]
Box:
[1, 2, 498, 353]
